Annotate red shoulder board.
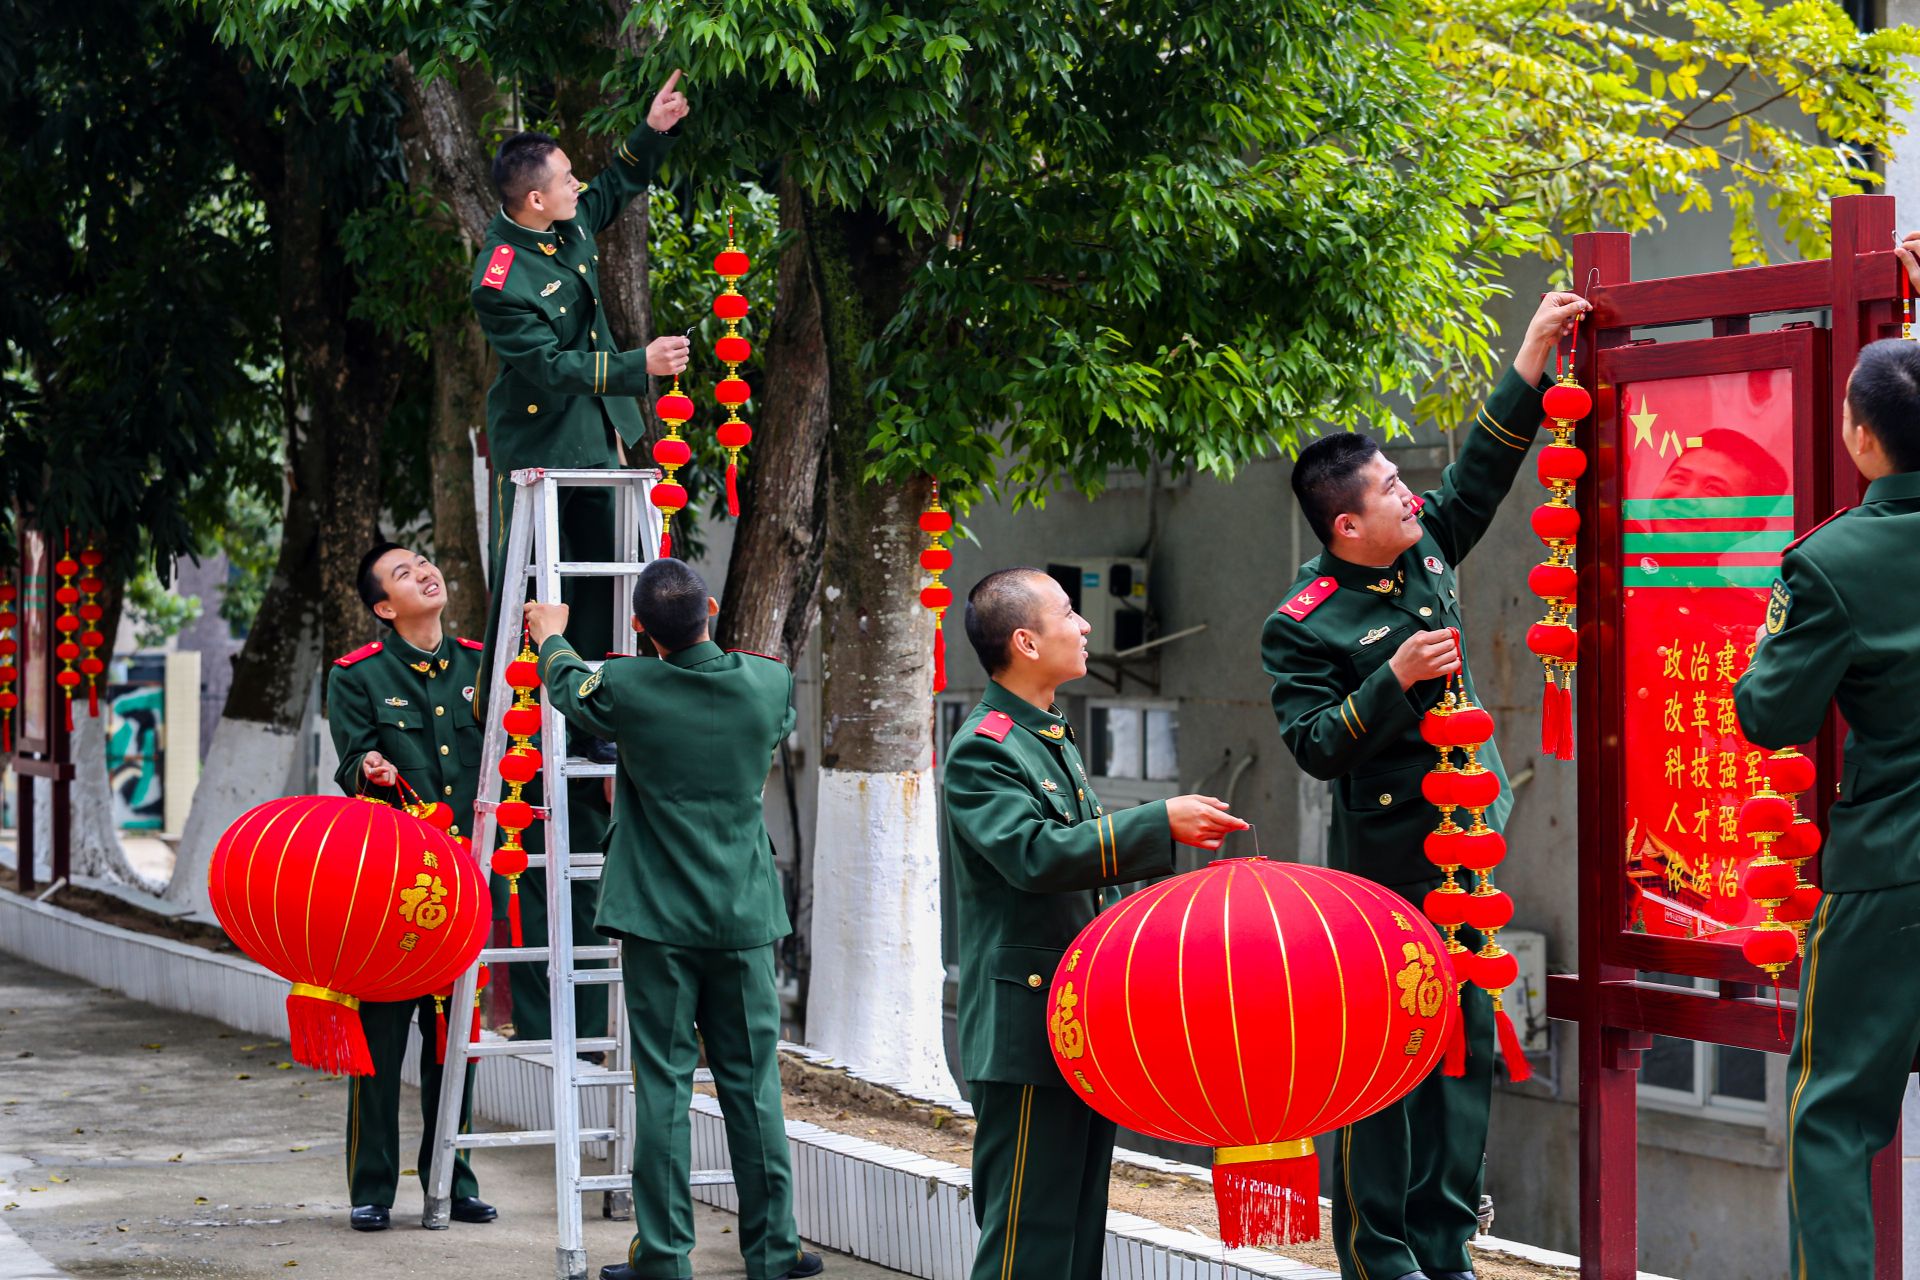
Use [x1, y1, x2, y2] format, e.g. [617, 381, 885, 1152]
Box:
[728, 648, 788, 665]
[1785, 506, 1852, 554]
[976, 711, 1014, 743]
[1277, 576, 1338, 622]
[457, 637, 483, 650]
[334, 640, 383, 667]
[1410, 493, 1427, 516]
[481, 243, 514, 291]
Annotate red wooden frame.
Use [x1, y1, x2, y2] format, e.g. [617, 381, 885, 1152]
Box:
[1546, 195, 1904, 1278]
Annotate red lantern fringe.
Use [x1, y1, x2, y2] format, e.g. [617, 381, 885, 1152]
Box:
[1441, 1005, 1469, 1078]
[1495, 1006, 1532, 1083]
[932, 624, 946, 695]
[725, 462, 741, 518]
[64, 698, 74, 733]
[1213, 1145, 1319, 1247]
[659, 531, 673, 559]
[2, 721, 9, 753]
[508, 883, 524, 947]
[434, 997, 449, 1065]
[286, 989, 374, 1077]
[1539, 676, 1574, 759]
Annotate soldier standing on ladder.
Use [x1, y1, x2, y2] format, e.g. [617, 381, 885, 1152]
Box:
[469, 69, 693, 1044]
[526, 559, 822, 1280]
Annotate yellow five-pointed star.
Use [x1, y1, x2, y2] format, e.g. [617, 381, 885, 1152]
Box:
[1630, 400, 1657, 450]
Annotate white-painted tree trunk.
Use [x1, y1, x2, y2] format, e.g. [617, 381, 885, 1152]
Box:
[163, 716, 311, 915]
[804, 766, 955, 1097]
[66, 709, 161, 891]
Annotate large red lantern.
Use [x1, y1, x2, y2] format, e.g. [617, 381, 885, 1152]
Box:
[208, 795, 489, 1076]
[1048, 857, 1457, 1247]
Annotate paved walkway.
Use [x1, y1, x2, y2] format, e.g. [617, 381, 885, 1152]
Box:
[0, 958, 900, 1280]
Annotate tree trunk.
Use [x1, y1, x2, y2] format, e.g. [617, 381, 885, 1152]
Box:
[64, 576, 158, 890]
[430, 315, 491, 641]
[715, 169, 832, 663]
[800, 204, 953, 1095]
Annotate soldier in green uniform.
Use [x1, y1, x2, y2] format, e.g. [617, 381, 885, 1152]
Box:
[469, 72, 691, 1040]
[1261, 290, 1589, 1280]
[525, 558, 821, 1280]
[1733, 333, 1920, 1280]
[327, 543, 496, 1232]
[943, 568, 1248, 1280]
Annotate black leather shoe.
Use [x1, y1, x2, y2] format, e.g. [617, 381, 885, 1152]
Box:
[349, 1204, 390, 1232]
[778, 1253, 825, 1278]
[596, 1266, 689, 1280]
[450, 1196, 497, 1223]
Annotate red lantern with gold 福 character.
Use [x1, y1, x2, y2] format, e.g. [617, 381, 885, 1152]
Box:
[208, 795, 489, 1075]
[1048, 857, 1457, 1246]
[711, 214, 754, 517]
[1527, 355, 1589, 761]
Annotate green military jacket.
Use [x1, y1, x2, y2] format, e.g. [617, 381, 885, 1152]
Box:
[1734, 471, 1920, 893]
[327, 633, 486, 843]
[471, 122, 680, 477]
[537, 635, 794, 949]
[943, 681, 1174, 1087]
[1261, 366, 1549, 889]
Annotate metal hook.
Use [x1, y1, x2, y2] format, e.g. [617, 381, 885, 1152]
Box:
[1583, 266, 1600, 296]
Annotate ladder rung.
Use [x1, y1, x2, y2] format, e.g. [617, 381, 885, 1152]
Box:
[571, 1171, 734, 1193]
[467, 1037, 621, 1058]
[478, 945, 619, 965]
[691, 1172, 735, 1187]
[524, 853, 606, 871]
[559, 758, 616, 778]
[570, 968, 623, 986]
[567, 865, 604, 881]
[511, 467, 661, 486]
[532, 561, 649, 577]
[572, 1069, 633, 1088]
[454, 1128, 617, 1149]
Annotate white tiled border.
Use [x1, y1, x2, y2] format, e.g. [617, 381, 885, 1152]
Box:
[0, 887, 1672, 1280]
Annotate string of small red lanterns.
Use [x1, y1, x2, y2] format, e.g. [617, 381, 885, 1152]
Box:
[1738, 746, 1821, 978]
[491, 635, 546, 947]
[1527, 345, 1590, 761]
[918, 483, 954, 695]
[0, 571, 17, 752]
[650, 380, 694, 558]
[78, 541, 105, 717]
[712, 215, 753, 518]
[52, 535, 81, 732]
[1419, 655, 1531, 1082]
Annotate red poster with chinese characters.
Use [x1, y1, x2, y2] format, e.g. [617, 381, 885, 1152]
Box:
[1618, 368, 1794, 944]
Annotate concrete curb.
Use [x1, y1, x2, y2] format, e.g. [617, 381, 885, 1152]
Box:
[0, 886, 1669, 1280]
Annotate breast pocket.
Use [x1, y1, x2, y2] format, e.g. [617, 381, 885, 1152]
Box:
[1341, 760, 1430, 815]
[378, 717, 430, 769]
[1348, 625, 1412, 680]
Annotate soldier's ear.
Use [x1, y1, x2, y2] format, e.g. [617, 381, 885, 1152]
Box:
[706, 596, 719, 617]
[374, 599, 398, 623]
[630, 616, 646, 635]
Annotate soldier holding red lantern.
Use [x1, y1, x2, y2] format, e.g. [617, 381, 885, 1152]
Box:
[326, 542, 495, 1233]
[1261, 290, 1588, 1280]
[943, 567, 1248, 1280]
[1734, 331, 1920, 1280]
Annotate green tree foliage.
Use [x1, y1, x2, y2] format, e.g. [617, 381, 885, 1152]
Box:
[0, 0, 282, 583]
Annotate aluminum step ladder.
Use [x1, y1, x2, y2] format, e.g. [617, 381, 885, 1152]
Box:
[424, 466, 733, 1280]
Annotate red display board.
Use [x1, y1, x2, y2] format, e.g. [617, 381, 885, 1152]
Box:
[1546, 196, 1900, 1278]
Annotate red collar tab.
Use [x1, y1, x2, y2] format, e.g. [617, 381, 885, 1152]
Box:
[456, 637, 483, 650]
[481, 243, 514, 291]
[976, 711, 1014, 743]
[334, 640, 383, 667]
[1785, 506, 1851, 554]
[1277, 576, 1338, 622]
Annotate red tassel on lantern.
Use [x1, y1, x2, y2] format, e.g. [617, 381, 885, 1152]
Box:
[712, 213, 754, 517]
[1214, 1144, 1319, 1248]
[434, 994, 449, 1065]
[287, 986, 375, 1077]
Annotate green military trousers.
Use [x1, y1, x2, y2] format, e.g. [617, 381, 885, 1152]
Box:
[1787, 884, 1920, 1280]
[484, 469, 618, 670]
[506, 778, 612, 1043]
[347, 995, 478, 1208]
[1333, 958, 1494, 1280]
[966, 1081, 1115, 1280]
[619, 938, 801, 1280]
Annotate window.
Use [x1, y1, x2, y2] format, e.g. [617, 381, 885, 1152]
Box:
[1636, 972, 1769, 1121]
[1089, 702, 1178, 782]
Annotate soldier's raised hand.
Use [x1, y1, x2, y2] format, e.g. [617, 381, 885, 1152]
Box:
[647, 69, 689, 132]
[1167, 795, 1250, 850]
[1388, 628, 1461, 690]
[1896, 230, 1920, 295]
[361, 751, 399, 788]
[523, 600, 570, 646]
[646, 334, 691, 376]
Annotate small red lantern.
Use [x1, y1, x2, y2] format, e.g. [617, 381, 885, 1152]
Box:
[918, 482, 955, 694]
[488, 633, 545, 945]
[710, 212, 754, 517]
[1739, 747, 1823, 969]
[53, 535, 81, 732]
[652, 380, 694, 558]
[0, 571, 16, 752]
[208, 795, 489, 1075]
[79, 541, 105, 717]
[1049, 857, 1456, 1246]
[1525, 345, 1591, 760]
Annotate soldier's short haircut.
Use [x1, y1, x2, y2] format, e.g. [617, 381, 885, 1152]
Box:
[1848, 338, 1920, 472]
[964, 568, 1050, 676]
[492, 131, 562, 210]
[1292, 432, 1383, 546]
[356, 542, 407, 629]
[632, 557, 710, 653]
